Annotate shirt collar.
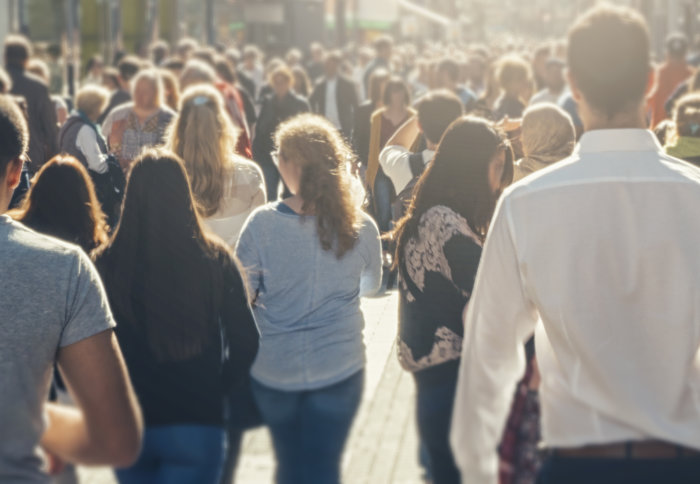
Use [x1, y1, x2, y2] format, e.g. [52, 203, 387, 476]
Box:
[0, 214, 11, 224]
[577, 129, 663, 154]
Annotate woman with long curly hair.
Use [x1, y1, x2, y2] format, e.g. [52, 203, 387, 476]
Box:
[235, 113, 382, 484]
[167, 84, 266, 246]
[9, 155, 108, 252]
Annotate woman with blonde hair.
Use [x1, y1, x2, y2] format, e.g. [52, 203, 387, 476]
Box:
[514, 104, 576, 181]
[102, 68, 175, 171]
[167, 84, 265, 246]
[236, 113, 382, 484]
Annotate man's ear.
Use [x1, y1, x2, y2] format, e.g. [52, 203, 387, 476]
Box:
[644, 67, 656, 100]
[5, 158, 23, 190]
[567, 70, 582, 103]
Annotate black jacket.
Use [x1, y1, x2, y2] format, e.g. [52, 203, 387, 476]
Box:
[252, 92, 310, 167]
[309, 76, 358, 139]
[8, 66, 58, 171]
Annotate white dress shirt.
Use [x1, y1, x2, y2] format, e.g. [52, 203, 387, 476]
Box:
[379, 145, 435, 193]
[324, 78, 341, 130]
[528, 88, 564, 106]
[451, 129, 700, 483]
[76, 125, 108, 174]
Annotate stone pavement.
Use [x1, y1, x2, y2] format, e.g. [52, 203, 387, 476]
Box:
[77, 291, 426, 484]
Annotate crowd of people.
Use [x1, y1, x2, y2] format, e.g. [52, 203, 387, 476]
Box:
[4, 3, 700, 484]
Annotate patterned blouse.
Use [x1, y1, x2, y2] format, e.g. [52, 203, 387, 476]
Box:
[102, 103, 175, 172]
[397, 205, 483, 373]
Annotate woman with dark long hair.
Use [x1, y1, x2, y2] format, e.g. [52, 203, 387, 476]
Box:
[9, 155, 108, 252]
[93, 149, 259, 484]
[236, 114, 382, 484]
[391, 117, 513, 484]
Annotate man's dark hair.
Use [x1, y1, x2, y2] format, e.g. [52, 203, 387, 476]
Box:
[382, 75, 410, 107]
[374, 35, 394, 55]
[47, 43, 62, 59]
[568, 4, 650, 118]
[417, 89, 464, 144]
[117, 56, 141, 82]
[0, 95, 29, 177]
[666, 33, 689, 60]
[437, 59, 460, 83]
[0, 68, 12, 93]
[4, 35, 32, 68]
[162, 57, 185, 72]
[150, 40, 170, 65]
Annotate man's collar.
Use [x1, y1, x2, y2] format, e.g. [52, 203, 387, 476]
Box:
[577, 129, 662, 154]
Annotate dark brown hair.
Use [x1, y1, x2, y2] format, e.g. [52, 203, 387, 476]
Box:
[393, 116, 513, 262]
[368, 68, 390, 107]
[416, 89, 464, 144]
[4, 35, 32, 68]
[567, 4, 651, 118]
[382, 75, 410, 107]
[0, 94, 28, 176]
[94, 149, 237, 361]
[10, 156, 108, 252]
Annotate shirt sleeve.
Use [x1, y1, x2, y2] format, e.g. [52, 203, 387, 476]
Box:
[101, 110, 114, 139]
[235, 218, 263, 301]
[450, 195, 539, 484]
[359, 216, 383, 297]
[76, 125, 108, 174]
[60, 249, 116, 348]
[379, 145, 413, 194]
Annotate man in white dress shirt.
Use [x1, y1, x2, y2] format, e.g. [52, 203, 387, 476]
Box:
[451, 5, 700, 484]
[309, 52, 358, 140]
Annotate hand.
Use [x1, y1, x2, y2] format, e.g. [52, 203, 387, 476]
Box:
[497, 116, 522, 133]
[44, 449, 66, 476]
[109, 119, 127, 149]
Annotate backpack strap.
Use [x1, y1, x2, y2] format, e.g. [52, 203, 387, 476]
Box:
[408, 151, 426, 178]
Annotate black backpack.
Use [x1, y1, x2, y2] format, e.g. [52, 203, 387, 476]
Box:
[392, 151, 427, 222]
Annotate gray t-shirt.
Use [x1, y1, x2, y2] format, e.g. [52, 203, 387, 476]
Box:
[0, 215, 116, 483]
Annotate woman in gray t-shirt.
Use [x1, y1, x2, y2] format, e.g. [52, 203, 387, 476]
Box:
[236, 113, 382, 484]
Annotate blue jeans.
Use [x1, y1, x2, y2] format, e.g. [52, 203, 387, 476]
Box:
[372, 169, 395, 237]
[252, 370, 364, 484]
[414, 363, 461, 484]
[536, 454, 700, 484]
[115, 425, 225, 484]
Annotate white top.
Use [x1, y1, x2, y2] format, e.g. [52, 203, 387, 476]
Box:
[379, 145, 435, 193]
[324, 78, 341, 129]
[76, 125, 108, 174]
[450, 129, 700, 483]
[529, 88, 563, 106]
[204, 158, 266, 247]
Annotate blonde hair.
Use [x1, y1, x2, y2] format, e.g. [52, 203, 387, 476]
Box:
[268, 64, 294, 85]
[275, 113, 360, 258]
[131, 68, 164, 108]
[76, 85, 110, 119]
[166, 84, 241, 217]
[179, 59, 217, 90]
[521, 104, 576, 161]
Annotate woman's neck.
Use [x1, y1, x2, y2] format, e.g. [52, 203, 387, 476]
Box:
[282, 195, 314, 215]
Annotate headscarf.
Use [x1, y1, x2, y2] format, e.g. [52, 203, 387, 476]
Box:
[514, 103, 576, 182]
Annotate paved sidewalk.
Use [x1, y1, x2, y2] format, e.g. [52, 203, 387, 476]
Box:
[78, 292, 425, 484]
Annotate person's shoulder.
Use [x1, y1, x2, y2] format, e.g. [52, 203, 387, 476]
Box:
[4, 218, 83, 266]
[357, 210, 380, 237]
[419, 205, 481, 245]
[159, 105, 176, 118]
[233, 157, 265, 183]
[107, 102, 134, 118]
